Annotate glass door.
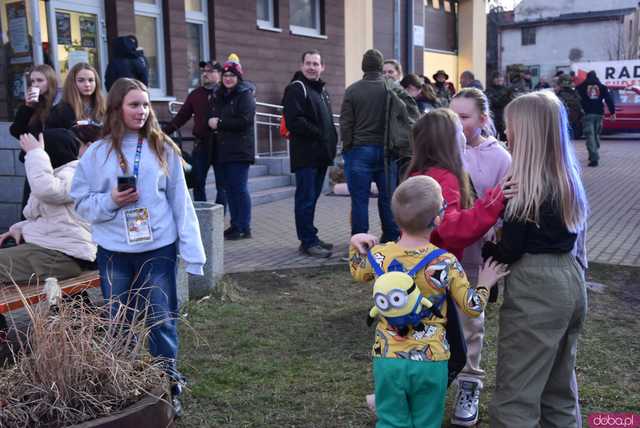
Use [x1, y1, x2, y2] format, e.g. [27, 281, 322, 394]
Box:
[46, 0, 106, 82]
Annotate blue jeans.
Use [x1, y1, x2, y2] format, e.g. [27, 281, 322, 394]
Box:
[294, 166, 327, 249]
[344, 145, 399, 242]
[191, 139, 226, 207]
[219, 162, 251, 233]
[96, 243, 180, 380]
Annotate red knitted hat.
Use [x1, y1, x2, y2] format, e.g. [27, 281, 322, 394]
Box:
[222, 53, 243, 79]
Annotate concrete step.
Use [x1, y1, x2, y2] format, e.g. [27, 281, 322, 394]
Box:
[205, 164, 269, 185]
[205, 174, 293, 193]
[200, 184, 296, 207]
[250, 185, 296, 206]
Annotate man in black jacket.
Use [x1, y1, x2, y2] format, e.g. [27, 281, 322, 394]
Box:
[576, 70, 616, 167]
[282, 50, 338, 258]
[162, 60, 225, 205]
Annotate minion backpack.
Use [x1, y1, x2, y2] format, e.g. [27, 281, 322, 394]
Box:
[366, 248, 467, 386]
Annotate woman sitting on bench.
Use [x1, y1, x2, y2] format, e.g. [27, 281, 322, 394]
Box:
[0, 129, 96, 285]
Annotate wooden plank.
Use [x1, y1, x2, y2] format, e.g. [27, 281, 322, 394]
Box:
[0, 271, 100, 314]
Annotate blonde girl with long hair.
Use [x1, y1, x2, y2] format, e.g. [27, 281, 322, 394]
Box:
[10, 64, 62, 139]
[10, 64, 66, 209]
[71, 78, 205, 417]
[483, 91, 588, 427]
[57, 62, 106, 125]
[448, 87, 512, 426]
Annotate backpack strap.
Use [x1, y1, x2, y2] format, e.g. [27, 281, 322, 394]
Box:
[407, 248, 447, 278]
[366, 250, 385, 277]
[291, 80, 307, 99]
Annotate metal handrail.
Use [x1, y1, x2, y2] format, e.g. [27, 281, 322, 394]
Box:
[169, 100, 340, 158]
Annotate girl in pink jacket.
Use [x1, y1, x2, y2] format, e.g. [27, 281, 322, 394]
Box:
[448, 87, 511, 426]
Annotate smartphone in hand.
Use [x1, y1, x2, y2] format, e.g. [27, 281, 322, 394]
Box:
[117, 176, 137, 192]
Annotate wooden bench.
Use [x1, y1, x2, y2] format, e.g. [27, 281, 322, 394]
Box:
[0, 271, 100, 339]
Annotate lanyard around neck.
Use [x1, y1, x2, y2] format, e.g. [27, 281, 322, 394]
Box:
[119, 138, 143, 177]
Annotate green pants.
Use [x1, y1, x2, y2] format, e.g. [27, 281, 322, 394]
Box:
[583, 114, 603, 162]
[373, 358, 447, 428]
[489, 253, 587, 428]
[0, 242, 84, 284]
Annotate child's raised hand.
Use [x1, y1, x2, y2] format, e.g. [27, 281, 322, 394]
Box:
[502, 178, 519, 200]
[350, 233, 378, 254]
[477, 257, 510, 289]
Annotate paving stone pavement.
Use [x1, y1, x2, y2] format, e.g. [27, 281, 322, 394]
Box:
[224, 138, 640, 273]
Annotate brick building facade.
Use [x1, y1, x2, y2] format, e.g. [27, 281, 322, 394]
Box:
[0, 0, 345, 229]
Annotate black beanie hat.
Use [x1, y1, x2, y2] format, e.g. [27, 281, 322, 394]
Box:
[42, 129, 80, 169]
[362, 49, 384, 73]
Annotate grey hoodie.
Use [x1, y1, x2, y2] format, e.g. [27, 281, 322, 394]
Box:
[70, 133, 205, 274]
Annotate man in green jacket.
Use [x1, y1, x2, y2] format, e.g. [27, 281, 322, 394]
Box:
[340, 49, 411, 243]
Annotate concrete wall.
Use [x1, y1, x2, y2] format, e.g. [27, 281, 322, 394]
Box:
[514, 0, 638, 21]
[501, 20, 626, 79]
[0, 124, 23, 231]
[344, 0, 373, 86]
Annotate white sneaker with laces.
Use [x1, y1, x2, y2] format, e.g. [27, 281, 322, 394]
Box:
[451, 379, 481, 426]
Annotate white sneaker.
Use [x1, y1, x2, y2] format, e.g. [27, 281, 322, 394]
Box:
[366, 394, 376, 414]
[451, 379, 481, 426]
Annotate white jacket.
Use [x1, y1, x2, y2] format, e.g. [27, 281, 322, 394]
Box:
[10, 148, 96, 261]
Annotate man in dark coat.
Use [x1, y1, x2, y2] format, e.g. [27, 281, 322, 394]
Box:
[162, 60, 225, 205]
[282, 49, 338, 258]
[485, 72, 513, 141]
[576, 70, 616, 167]
[340, 49, 402, 245]
[105, 35, 149, 90]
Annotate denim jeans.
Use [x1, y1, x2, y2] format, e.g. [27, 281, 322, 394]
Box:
[191, 139, 226, 207]
[96, 243, 180, 380]
[219, 162, 252, 233]
[344, 144, 399, 242]
[294, 166, 327, 249]
[583, 114, 603, 162]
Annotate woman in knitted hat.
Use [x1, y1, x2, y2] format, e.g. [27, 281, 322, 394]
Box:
[208, 54, 256, 240]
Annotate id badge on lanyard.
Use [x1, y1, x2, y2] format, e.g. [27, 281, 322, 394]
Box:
[121, 138, 154, 245]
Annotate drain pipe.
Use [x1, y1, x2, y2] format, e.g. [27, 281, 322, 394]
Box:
[406, 0, 414, 73]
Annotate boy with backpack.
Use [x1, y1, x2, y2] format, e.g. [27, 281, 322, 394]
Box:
[349, 175, 508, 428]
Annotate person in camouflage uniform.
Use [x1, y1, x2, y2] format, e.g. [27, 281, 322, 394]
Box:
[508, 65, 531, 96]
[485, 73, 513, 141]
[555, 74, 584, 138]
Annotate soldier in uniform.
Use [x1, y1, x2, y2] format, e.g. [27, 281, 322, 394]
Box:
[509, 65, 531, 96]
[485, 72, 513, 141]
[555, 74, 584, 139]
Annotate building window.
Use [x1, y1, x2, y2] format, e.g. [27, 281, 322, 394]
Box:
[522, 27, 536, 45]
[185, 0, 209, 89]
[290, 0, 322, 37]
[135, 0, 166, 96]
[257, 0, 278, 29]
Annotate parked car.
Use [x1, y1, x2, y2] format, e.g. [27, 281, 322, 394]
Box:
[603, 85, 640, 133]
